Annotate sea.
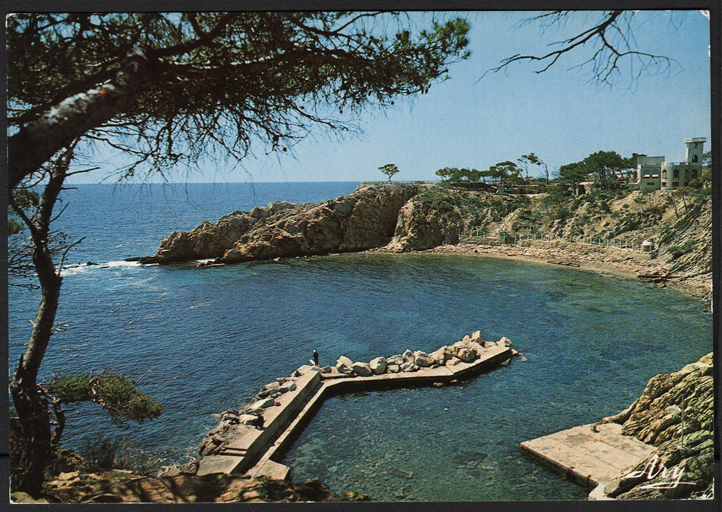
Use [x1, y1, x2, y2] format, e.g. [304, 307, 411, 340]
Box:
[7, 182, 713, 501]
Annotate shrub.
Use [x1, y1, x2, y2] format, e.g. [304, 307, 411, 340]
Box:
[79, 437, 122, 472]
[667, 240, 697, 260]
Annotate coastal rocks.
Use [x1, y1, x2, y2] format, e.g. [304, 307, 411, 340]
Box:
[139, 201, 300, 264]
[41, 471, 369, 503]
[389, 197, 460, 252]
[220, 184, 420, 263]
[369, 357, 387, 374]
[336, 356, 353, 374]
[138, 184, 421, 265]
[351, 362, 373, 377]
[601, 353, 714, 500]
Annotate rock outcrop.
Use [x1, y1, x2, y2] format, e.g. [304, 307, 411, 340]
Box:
[388, 198, 460, 251]
[140, 184, 419, 264]
[142, 201, 300, 263]
[600, 353, 714, 499]
[34, 472, 368, 503]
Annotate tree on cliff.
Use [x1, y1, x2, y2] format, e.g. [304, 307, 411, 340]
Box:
[379, 163, 401, 182]
[581, 150, 633, 190]
[518, 153, 549, 183]
[7, 12, 471, 496]
[557, 162, 589, 195]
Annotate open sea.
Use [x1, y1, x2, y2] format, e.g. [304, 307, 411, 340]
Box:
[7, 182, 713, 501]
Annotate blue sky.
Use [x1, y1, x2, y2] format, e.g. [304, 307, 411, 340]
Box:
[71, 10, 711, 184]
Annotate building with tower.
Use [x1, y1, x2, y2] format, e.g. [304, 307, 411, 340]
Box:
[635, 137, 706, 192]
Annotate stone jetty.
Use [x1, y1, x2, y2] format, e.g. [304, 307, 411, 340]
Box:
[161, 331, 518, 480]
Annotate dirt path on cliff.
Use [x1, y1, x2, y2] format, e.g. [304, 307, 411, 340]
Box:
[369, 242, 712, 305]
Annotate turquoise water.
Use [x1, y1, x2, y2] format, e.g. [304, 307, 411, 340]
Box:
[7, 183, 713, 501]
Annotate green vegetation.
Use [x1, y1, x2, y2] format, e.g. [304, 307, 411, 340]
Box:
[378, 164, 400, 182]
[667, 240, 697, 261]
[46, 369, 163, 427]
[77, 437, 162, 476]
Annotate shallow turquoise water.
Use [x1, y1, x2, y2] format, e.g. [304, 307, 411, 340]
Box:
[8, 183, 712, 501]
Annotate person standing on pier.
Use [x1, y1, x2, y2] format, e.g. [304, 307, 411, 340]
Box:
[312, 350, 319, 367]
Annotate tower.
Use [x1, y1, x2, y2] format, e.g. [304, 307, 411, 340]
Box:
[684, 137, 706, 164]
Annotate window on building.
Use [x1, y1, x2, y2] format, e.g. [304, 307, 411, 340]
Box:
[673, 169, 679, 178]
[691, 170, 698, 179]
[661, 182, 667, 187]
[692, 155, 699, 163]
[662, 170, 667, 178]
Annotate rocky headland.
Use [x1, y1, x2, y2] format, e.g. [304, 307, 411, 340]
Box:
[133, 183, 712, 303]
[137, 183, 420, 264]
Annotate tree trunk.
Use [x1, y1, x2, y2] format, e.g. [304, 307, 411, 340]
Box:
[9, 150, 71, 496]
[8, 49, 157, 191]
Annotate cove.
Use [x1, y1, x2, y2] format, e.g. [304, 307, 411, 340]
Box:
[7, 252, 712, 500]
[274, 253, 712, 501]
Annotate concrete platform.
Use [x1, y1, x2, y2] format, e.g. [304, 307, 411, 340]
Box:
[520, 422, 656, 491]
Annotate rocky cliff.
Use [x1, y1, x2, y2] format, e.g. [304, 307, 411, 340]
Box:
[600, 353, 714, 499]
[139, 184, 419, 264]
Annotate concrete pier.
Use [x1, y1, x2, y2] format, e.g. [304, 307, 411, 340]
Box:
[520, 422, 655, 496]
[197, 344, 513, 478]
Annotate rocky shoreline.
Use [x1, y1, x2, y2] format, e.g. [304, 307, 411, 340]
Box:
[598, 352, 714, 499]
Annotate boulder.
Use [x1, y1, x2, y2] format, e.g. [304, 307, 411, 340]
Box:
[413, 351, 435, 367]
[336, 356, 354, 374]
[247, 397, 275, 413]
[351, 362, 373, 377]
[470, 330, 483, 342]
[401, 349, 415, 363]
[457, 348, 476, 363]
[468, 341, 485, 357]
[238, 414, 261, 425]
[260, 381, 280, 396]
[388, 364, 400, 373]
[387, 354, 404, 366]
[400, 361, 418, 372]
[445, 357, 461, 366]
[499, 336, 513, 347]
[369, 357, 387, 374]
[279, 381, 297, 393]
[429, 345, 453, 364]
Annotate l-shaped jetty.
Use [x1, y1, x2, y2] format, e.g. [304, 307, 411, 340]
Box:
[191, 332, 517, 480]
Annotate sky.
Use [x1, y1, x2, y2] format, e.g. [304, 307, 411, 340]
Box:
[67, 10, 711, 184]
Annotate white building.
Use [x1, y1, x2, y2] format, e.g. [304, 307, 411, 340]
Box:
[636, 138, 706, 192]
